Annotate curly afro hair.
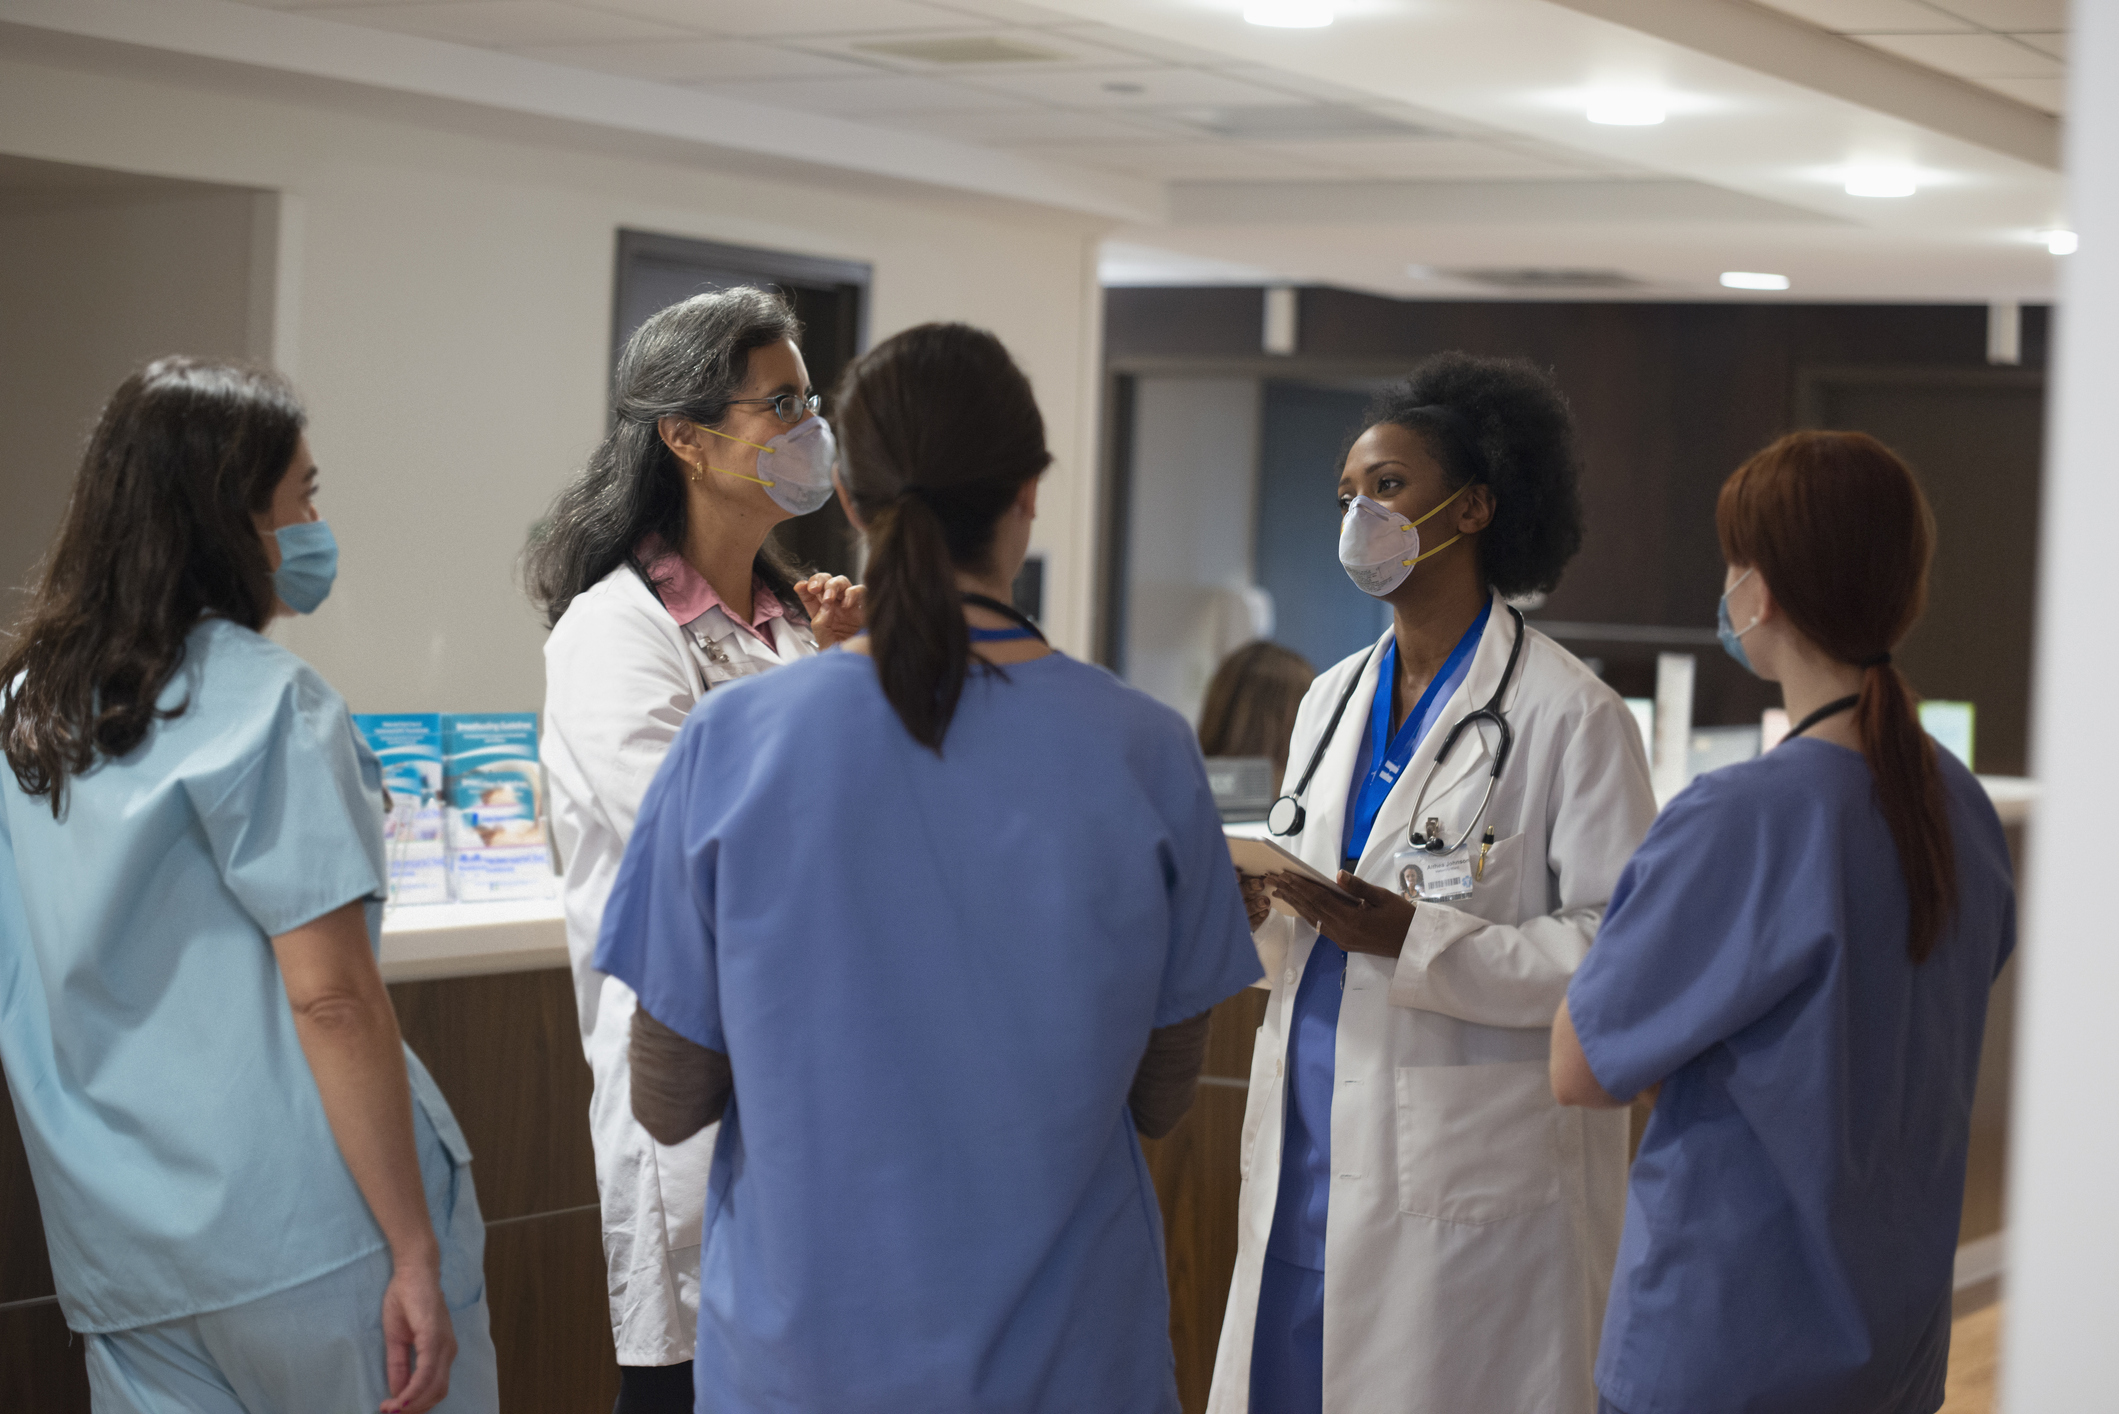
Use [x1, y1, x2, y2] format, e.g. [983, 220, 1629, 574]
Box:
[1361, 352, 1585, 598]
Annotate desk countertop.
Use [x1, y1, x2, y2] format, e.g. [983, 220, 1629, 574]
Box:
[386, 779, 2038, 984]
[380, 895, 568, 984]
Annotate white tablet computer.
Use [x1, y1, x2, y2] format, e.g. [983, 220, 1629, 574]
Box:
[1225, 833, 1359, 914]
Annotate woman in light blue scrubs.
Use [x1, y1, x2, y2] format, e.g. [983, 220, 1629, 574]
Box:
[1552, 431, 2017, 1414]
[595, 323, 1264, 1413]
[0, 360, 495, 1414]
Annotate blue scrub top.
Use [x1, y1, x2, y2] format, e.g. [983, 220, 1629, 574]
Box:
[1568, 739, 2015, 1414]
[596, 649, 1262, 1414]
[1265, 612, 1486, 1272]
[0, 617, 470, 1333]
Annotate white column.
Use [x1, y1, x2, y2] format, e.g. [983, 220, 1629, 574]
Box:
[2001, 1, 2119, 1406]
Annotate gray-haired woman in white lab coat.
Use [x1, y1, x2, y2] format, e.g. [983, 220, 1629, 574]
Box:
[1211, 353, 1657, 1414]
[525, 287, 861, 1414]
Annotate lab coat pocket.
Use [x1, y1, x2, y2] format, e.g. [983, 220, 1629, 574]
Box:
[1392, 1061, 1560, 1224]
[1239, 1029, 1278, 1182]
[654, 1125, 716, 1251]
[1452, 830, 1529, 924]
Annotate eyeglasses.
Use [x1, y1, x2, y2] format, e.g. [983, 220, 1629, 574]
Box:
[726, 392, 822, 423]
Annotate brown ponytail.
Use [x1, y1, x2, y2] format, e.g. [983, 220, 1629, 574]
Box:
[1717, 431, 1956, 963]
[833, 325, 1051, 751]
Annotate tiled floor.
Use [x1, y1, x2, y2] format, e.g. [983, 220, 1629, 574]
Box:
[1941, 1301, 2002, 1414]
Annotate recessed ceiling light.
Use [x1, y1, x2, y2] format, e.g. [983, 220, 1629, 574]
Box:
[1244, 1, 1333, 28]
[1845, 170, 1917, 198]
[1721, 271, 1790, 290]
[1586, 97, 1666, 126]
[2042, 229, 2079, 255]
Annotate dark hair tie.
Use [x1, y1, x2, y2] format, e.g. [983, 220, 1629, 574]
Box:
[1860, 652, 1892, 669]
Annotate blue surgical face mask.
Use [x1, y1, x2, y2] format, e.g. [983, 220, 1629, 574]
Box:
[1717, 567, 1759, 675]
[273, 520, 339, 614]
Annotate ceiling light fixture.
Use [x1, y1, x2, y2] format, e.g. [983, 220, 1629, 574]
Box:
[1721, 271, 1790, 291]
[1244, 1, 1334, 28]
[1586, 97, 1666, 126]
[2042, 229, 2079, 255]
[1844, 170, 1917, 198]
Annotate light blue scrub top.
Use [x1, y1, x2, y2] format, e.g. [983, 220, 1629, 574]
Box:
[1265, 610, 1486, 1271]
[1568, 739, 2015, 1414]
[596, 649, 1262, 1414]
[0, 618, 470, 1333]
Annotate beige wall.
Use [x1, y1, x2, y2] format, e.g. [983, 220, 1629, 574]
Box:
[0, 48, 1107, 712]
[0, 180, 267, 623]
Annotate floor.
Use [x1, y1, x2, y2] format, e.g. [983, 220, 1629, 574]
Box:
[1941, 1301, 2002, 1414]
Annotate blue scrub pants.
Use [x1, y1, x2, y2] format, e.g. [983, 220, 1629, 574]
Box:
[1251, 1253, 1325, 1414]
[85, 1105, 497, 1414]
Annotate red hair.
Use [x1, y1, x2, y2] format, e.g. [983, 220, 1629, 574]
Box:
[1717, 431, 1956, 962]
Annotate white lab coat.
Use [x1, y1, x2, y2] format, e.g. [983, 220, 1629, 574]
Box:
[542, 563, 816, 1366]
[1209, 594, 1657, 1414]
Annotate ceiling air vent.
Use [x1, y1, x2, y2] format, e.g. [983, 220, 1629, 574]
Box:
[852, 36, 1070, 65]
[1446, 268, 1647, 291]
[1178, 105, 1451, 141]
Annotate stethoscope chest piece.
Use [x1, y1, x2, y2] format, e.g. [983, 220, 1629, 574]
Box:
[1265, 794, 1306, 837]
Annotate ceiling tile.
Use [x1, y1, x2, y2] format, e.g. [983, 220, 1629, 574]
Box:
[687, 72, 1033, 114]
[300, 2, 692, 46]
[920, 0, 1084, 21]
[960, 65, 1307, 109]
[1254, 139, 1599, 181]
[1048, 22, 1260, 67]
[2010, 31, 2066, 59]
[1856, 31, 2064, 77]
[876, 107, 1165, 144]
[578, 0, 964, 37]
[1924, 0, 2070, 29]
[1972, 75, 2066, 111]
[790, 27, 1151, 72]
[219, 1, 432, 9]
[1019, 141, 1319, 181]
[1748, 0, 1975, 33]
[509, 37, 874, 81]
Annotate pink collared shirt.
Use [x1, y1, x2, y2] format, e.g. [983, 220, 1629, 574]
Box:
[639, 539, 785, 650]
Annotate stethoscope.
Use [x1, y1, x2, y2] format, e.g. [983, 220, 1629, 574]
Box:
[1265, 604, 1527, 855]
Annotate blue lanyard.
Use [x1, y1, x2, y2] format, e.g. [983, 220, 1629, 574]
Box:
[1342, 601, 1490, 864]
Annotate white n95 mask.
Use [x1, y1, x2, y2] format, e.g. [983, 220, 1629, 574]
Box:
[1337, 484, 1470, 598]
[695, 413, 839, 517]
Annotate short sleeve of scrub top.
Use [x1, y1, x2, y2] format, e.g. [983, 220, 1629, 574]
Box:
[597, 722, 722, 1053]
[1565, 774, 1830, 1101]
[1152, 742, 1262, 1027]
[184, 654, 392, 940]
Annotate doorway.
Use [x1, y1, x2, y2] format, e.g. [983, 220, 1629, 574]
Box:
[0, 155, 277, 622]
[611, 231, 870, 578]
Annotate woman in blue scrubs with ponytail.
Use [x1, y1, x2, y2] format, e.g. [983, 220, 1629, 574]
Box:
[1554, 431, 2016, 1414]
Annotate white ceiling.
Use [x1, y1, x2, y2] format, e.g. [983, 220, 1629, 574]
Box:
[6, 0, 2078, 303]
[1751, 0, 2067, 115]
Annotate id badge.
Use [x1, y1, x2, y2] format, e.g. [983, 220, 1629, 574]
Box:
[1391, 843, 1476, 902]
